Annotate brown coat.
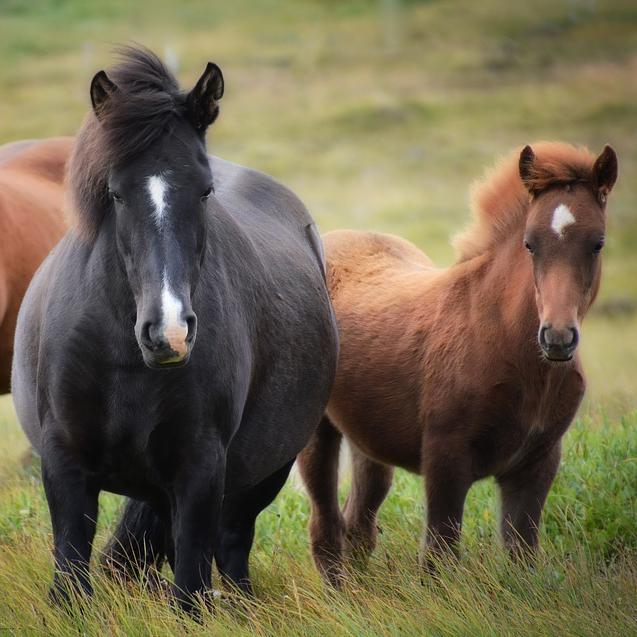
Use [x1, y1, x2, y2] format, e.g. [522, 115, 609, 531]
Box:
[298, 142, 617, 585]
[0, 138, 72, 392]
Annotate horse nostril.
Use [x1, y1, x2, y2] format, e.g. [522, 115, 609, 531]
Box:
[567, 328, 579, 348]
[185, 314, 197, 344]
[539, 325, 550, 348]
[140, 321, 155, 349]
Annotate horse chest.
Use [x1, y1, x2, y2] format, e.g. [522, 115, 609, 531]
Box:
[479, 369, 585, 477]
[56, 366, 205, 488]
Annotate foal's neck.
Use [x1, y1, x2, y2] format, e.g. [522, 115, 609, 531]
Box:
[472, 232, 547, 366]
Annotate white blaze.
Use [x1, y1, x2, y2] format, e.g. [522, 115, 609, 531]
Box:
[161, 271, 188, 356]
[551, 204, 576, 238]
[148, 175, 168, 227]
[147, 175, 187, 357]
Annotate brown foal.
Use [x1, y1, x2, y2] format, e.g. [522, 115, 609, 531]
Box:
[298, 142, 618, 585]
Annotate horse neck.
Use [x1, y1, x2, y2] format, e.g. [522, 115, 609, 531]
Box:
[90, 217, 137, 317]
[462, 232, 544, 367]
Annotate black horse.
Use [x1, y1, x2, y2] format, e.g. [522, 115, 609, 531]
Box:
[12, 47, 337, 611]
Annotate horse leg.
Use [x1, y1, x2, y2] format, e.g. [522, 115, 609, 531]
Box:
[215, 459, 294, 595]
[41, 445, 98, 603]
[421, 449, 472, 569]
[342, 444, 393, 564]
[170, 444, 225, 614]
[101, 498, 171, 586]
[296, 415, 346, 587]
[497, 443, 561, 558]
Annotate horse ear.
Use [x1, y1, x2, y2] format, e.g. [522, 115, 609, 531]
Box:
[519, 145, 536, 193]
[90, 71, 118, 119]
[186, 62, 224, 132]
[592, 145, 618, 205]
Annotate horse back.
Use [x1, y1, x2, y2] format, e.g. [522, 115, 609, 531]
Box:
[212, 157, 314, 254]
[0, 137, 73, 183]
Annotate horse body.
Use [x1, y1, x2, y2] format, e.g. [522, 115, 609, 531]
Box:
[298, 142, 616, 585]
[324, 231, 584, 468]
[12, 49, 337, 610]
[0, 137, 71, 393]
[17, 156, 333, 494]
[325, 229, 583, 476]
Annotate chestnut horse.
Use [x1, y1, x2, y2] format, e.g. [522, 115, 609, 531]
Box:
[298, 142, 618, 584]
[0, 137, 71, 393]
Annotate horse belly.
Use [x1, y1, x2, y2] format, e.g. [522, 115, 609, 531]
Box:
[327, 395, 423, 473]
[225, 357, 336, 492]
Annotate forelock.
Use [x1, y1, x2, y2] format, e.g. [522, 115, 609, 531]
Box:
[67, 46, 201, 241]
[95, 46, 189, 165]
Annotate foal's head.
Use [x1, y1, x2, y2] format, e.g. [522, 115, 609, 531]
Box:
[70, 48, 224, 368]
[519, 144, 617, 362]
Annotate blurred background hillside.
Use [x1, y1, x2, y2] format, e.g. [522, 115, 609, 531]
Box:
[0, 0, 635, 414]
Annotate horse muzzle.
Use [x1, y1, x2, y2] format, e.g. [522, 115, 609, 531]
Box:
[137, 312, 197, 369]
[538, 324, 579, 362]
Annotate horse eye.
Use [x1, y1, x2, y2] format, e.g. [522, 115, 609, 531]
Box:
[109, 190, 123, 204]
[593, 239, 605, 255]
[524, 240, 534, 255]
[201, 186, 213, 201]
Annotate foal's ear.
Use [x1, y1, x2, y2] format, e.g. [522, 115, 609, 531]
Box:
[186, 62, 224, 132]
[592, 145, 618, 205]
[90, 71, 118, 119]
[519, 145, 536, 193]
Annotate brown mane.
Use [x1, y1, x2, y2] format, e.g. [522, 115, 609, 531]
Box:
[453, 142, 597, 262]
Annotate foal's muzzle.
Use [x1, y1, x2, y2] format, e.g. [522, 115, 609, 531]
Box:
[538, 324, 579, 362]
[138, 312, 197, 368]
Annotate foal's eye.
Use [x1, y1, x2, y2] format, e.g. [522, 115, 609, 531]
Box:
[592, 239, 605, 255]
[524, 240, 535, 255]
[200, 186, 213, 201]
[109, 190, 124, 204]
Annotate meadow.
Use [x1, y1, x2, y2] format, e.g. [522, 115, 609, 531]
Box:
[0, 0, 636, 634]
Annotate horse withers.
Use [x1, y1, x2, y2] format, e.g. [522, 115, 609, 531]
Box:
[0, 137, 71, 393]
[298, 142, 617, 585]
[12, 48, 337, 611]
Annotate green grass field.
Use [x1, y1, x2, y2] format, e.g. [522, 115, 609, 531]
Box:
[0, 1, 636, 634]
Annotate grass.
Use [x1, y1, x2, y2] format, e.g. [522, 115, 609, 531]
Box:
[0, 397, 636, 635]
[0, 0, 636, 634]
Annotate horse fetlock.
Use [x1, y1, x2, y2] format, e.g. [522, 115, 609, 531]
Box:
[344, 519, 378, 564]
[49, 567, 93, 608]
[310, 513, 346, 586]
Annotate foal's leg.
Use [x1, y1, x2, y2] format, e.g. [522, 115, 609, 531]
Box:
[41, 444, 99, 603]
[215, 459, 294, 595]
[497, 443, 561, 557]
[421, 447, 472, 569]
[342, 444, 393, 564]
[101, 498, 171, 584]
[296, 415, 346, 587]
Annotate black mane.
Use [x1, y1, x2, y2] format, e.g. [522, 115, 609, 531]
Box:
[98, 46, 185, 162]
[68, 46, 198, 240]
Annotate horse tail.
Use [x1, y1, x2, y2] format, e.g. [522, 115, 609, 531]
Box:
[101, 498, 171, 583]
